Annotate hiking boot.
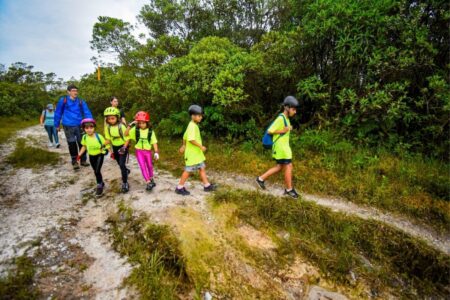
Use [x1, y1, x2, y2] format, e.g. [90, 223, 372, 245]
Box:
[284, 188, 299, 199]
[96, 183, 104, 196]
[256, 177, 266, 190]
[72, 161, 80, 170]
[204, 183, 217, 192]
[121, 182, 129, 193]
[146, 182, 154, 191]
[80, 161, 90, 167]
[175, 187, 190, 196]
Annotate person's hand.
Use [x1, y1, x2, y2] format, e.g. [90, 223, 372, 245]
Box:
[201, 146, 207, 152]
[110, 152, 115, 160]
[179, 145, 185, 154]
[282, 126, 291, 134]
[128, 121, 136, 128]
[76, 155, 81, 162]
[57, 126, 61, 132]
[153, 152, 159, 160]
[118, 146, 127, 155]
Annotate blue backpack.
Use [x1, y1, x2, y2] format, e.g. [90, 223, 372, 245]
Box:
[262, 114, 288, 149]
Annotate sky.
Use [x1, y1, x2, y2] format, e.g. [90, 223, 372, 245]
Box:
[0, 0, 146, 80]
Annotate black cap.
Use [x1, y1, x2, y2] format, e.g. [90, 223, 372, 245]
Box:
[283, 96, 299, 108]
[188, 104, 203, 115]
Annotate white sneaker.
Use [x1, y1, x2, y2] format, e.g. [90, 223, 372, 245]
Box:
[48, 142, 53, 147]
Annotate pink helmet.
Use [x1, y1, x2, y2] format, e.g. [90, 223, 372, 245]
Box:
[81, 118, 96, 127]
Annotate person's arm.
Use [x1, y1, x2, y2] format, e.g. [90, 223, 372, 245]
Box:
[124, 122, 136, 136]
[121, 117, 127, 126]
[81, 100, 93, 119]
[189, 140, 206, 152]
[40, 111, 45, 125]
[78, 146, 87, 158]
[54, 98, 64, 130]
[268, 116, 290, 135]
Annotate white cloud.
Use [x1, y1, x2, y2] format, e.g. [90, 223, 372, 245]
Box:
[0, 0, 146, 80]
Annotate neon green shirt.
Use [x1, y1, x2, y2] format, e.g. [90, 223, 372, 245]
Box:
[81, 133, 108, 156]
[183, 121, 205, 166]
[128, 127, 158, 151]
[105, 124, 128, 146]
[268, 114, 292, 160]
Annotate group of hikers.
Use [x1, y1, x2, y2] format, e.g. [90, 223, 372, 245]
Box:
[40, 84, 300, 198]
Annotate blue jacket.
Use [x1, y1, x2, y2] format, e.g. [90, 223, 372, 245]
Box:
[54, 96, 93, 127]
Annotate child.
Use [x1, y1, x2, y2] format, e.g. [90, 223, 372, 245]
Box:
[40, 103, 60, 148]
[77, 118, 108, 196]
[103, 107, 130, 193]
[175, 104, 216, 195]
[124, 111, 159, 191]
[256, 96, 300, 198]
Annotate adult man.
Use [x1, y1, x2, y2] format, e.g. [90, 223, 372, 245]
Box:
[54, 84, 93, 170]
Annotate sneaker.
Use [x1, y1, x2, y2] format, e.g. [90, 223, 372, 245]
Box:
[55, 143, 61, 149]
[284, 188, 299, 199]
[149, 179, 156, 188]
[256, 177, 266, 190]
[96, 183, 104, 196]
[204, 183, 217, 192]
[48, 142, 53, 148]
[146, 182, 154, 191]
[121, 182, 129, 193]
[80, 161, 90, 167]
[72, 161, 80, 170]
[175, 187, 190, 196]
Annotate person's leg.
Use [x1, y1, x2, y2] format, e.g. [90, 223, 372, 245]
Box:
[118, 147, 128, 183]
[178, 171, 190, 186]
[74, 127, 87, 162]
[199, 167, 210, 186]
[283, 163, 293, 190]
[136, 149, 150, 182]
[51, 126, 59, 145]
[259, 164, 282, 181]
[89, 155, 103, 184]
[145, 150, 154, 181]
[44, 125, 53, 143]
[64, 126, 79, 163]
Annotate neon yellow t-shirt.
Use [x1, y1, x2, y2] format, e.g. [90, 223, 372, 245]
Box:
[128, 127, 157, 151]
[268, 114, 292, 160]
[183, 121, 205, 166]
[81, 133, 108, 156]
[105, 124, 129, 146]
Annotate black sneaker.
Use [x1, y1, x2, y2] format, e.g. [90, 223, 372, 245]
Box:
[55, 143, 61, 148]
[121, 182, 129, 193]
[72, 161, 80, 170]
[284, 188, 299, 199]
[175, 187, 190, 196]
[80, 161, 90, 167]
[204, 184, 217, 192]
[96, 183, 104, 196]
[146, 182, 154, 191]
[256, 177, 266, 190]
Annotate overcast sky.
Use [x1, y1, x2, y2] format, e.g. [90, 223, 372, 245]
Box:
[0, 0, 146, 80]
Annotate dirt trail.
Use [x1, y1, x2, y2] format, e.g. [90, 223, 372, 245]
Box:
[1, 125, 446, 299]
[212, 171, 450, 255]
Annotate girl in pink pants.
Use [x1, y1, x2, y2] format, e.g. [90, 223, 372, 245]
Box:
[125, 111, 159, 191]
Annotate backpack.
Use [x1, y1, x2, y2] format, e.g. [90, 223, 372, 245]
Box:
[262, 114, 288, 149]
[108, 124, 125, 142]
[83, 133, 105, 153]
[135, 127, 153, 146]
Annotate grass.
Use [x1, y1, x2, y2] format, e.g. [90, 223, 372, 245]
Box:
[6, 138, 60, 169]
[156, 136, 450, 233]
[0, 116, 36, 146]
[106, 202, 192, 299]
[0, 256, 40, 299]
[211, 189, 450, 298]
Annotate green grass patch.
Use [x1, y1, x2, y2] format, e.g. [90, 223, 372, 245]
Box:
[211, 189, 450, 298]
[0, 256, 40, 299]
[157, 136, 450, 233]
[106, 202, 192, 299]
[0, 116, 36, 146]
[6, 138, 60, 169]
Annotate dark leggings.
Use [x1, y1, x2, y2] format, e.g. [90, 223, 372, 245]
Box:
[112, 145, 129, 183]
[89, 154, 104, 184]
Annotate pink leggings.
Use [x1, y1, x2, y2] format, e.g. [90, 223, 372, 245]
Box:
[135, 149, 154, 182]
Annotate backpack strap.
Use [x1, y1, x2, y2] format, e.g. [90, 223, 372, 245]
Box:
[95, 133, 105, 152]
[135, 127, 152, 147]
[272, 114, 289, 145]
[108, 124, 125, 142]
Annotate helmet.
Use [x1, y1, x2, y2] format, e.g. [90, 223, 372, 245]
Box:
[188, 104, 203, 115]
[283, 96, 299, 108]
[81, 118, 96, 127]
[135, 111, 150, 122]
[104, 106, 120, 117]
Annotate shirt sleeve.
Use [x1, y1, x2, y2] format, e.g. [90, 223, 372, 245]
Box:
[128, 127, 136, 142]
[53, 97, 64, 127]
[150, 131, 157, 145]
[104, 126, 110, 140]
[268, 116, 284, 134]
[186, 123, 197, 141]
[81, 135, 86, 146]
[99, 134, 110, 150]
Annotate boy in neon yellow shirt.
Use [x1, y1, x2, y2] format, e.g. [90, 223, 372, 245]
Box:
[256, 96, 300, 198]
[77, 118, 109, 196]
[175, 105, 216, 195]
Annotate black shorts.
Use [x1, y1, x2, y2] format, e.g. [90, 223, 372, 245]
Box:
[275, 159, 292, 165]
